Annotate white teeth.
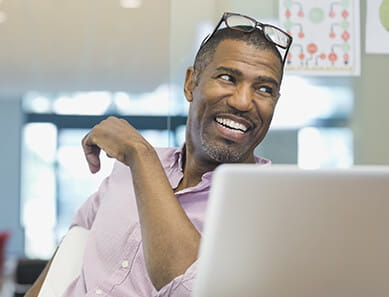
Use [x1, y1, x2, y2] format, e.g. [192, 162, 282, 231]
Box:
[216, 117, 248, 132]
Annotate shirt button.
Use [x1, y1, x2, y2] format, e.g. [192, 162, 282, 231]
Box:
[121, 260, 129, 269]
[95, 289, 103, 295]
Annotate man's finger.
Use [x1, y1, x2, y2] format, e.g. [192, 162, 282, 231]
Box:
[82, 133, 101, 174]
[86, 149, 101, 174]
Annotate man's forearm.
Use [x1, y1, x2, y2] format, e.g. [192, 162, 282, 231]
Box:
[130, 147, 201, 290]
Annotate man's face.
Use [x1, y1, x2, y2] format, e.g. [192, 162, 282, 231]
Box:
[184, 39, 283, 164]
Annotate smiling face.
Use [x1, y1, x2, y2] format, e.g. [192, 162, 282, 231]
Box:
[184, 39, 283, 165]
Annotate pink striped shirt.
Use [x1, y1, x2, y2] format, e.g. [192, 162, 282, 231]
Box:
[62, 146, 269, 297]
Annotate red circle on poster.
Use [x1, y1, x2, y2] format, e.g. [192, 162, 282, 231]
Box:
[329, 52, 337, 62]
[307, 43, 318, 54]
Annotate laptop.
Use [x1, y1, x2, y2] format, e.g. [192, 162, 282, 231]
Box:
[192, 165, 389, 297]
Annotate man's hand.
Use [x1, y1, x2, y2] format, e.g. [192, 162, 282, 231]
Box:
[81, 116, 150, 173]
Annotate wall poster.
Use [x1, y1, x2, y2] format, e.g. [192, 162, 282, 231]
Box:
[279, 0, 361, 76]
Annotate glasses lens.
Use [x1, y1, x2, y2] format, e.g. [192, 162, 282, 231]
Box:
[263, 26, 289, 48]
[225, 15, 255, 31]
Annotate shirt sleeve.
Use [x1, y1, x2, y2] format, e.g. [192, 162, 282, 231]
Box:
[153, 260, 197, 297]
[69, 175, 111, 230]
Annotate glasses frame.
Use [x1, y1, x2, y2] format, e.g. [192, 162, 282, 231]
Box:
[200, 12, 293, 65]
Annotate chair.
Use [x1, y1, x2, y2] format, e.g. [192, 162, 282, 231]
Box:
[37, 226, 89, 297]
[14, 259, 48, 297]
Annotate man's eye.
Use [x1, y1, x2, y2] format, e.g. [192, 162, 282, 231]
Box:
[218, 74, 234, 82]
[257, 86, 274, 95]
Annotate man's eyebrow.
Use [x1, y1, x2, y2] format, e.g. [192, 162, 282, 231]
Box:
[216, 66, 280, 89]
[215, 66, 243, 77]
[253, 76, 280, 89]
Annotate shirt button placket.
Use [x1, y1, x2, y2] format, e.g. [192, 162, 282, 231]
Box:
[95, 288, 103, 295]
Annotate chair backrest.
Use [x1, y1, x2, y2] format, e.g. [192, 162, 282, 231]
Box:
[38, 226, 89, 297]
[0, 231, 10, 276]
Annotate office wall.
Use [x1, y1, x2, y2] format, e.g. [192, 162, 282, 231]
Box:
[0, 98, 24, 256]
[352, 0, 389, 165]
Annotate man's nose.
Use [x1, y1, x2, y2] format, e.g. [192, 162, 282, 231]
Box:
[227, 84, 253, 111]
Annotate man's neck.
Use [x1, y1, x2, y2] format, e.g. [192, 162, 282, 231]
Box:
[174, 144, 258, 192]
[174, 147, 219, 192]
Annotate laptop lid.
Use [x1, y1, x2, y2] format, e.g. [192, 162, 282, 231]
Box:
[193, 165, 389, 297]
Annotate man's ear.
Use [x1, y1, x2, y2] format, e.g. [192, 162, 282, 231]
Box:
[184, 67, 196, 103]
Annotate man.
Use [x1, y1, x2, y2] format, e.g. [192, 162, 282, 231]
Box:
[27, 12, 292, 297]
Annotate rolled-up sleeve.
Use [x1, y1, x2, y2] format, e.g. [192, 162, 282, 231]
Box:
[154, 260, 198, 297]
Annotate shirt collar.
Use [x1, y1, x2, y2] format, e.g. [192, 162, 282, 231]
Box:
[169, 144, 185, 172]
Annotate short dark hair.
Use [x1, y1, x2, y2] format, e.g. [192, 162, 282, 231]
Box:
[193, 27, 283, 83]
